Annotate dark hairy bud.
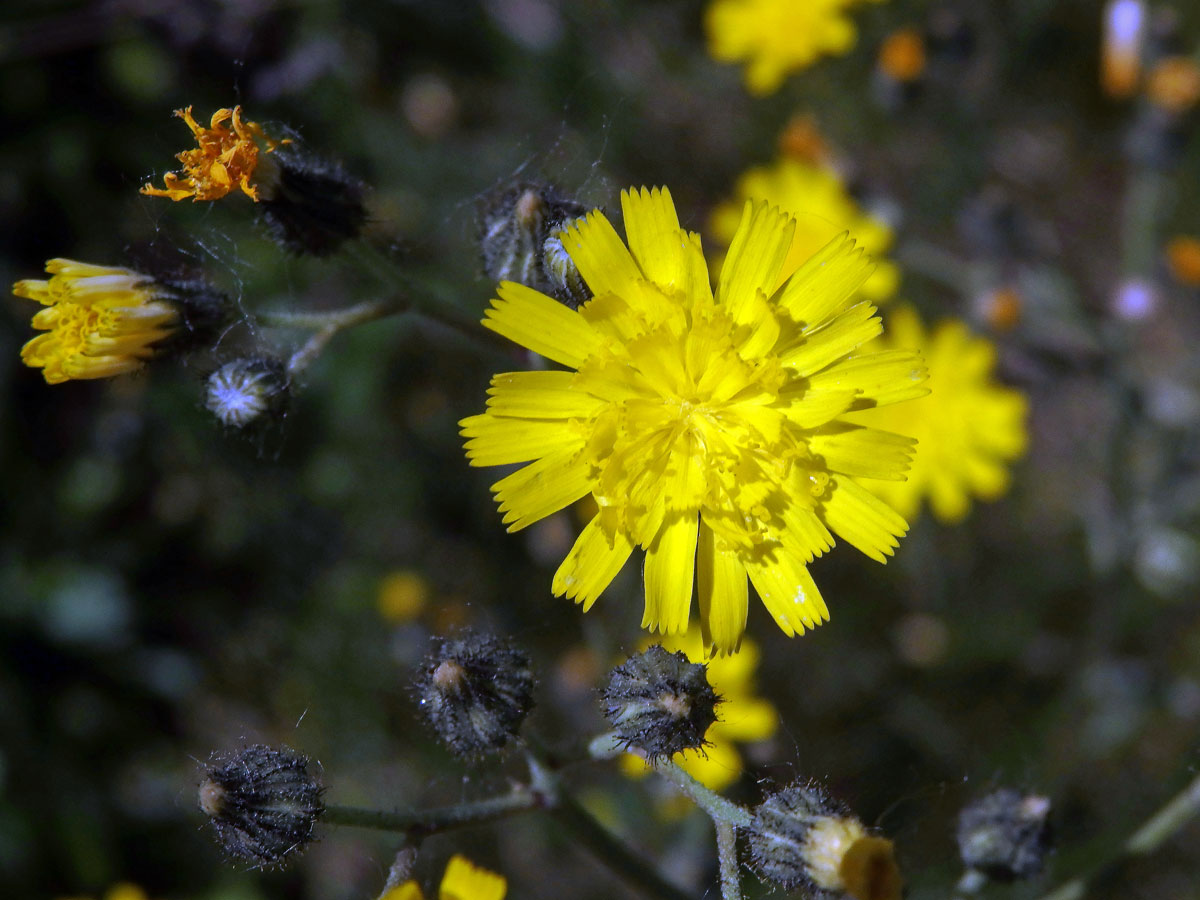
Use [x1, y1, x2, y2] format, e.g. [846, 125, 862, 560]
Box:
[748, 780, 902, 900]
[601, 644, 720, 762]
[415, 631, 536, 757]
[957, 788, 1052, 882]
[257, 144, 368, 256]
[198, 744, 324, 869]
[477, 182, 592, 307]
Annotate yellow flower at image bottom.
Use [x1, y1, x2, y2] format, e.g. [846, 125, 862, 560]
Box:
[848, 305, 1029, 523]
[710, 156, 899, 303]
[383, 855, 506, 900]
[621, 625, 777, 791]
[461, 186, 926, 655]
[706, 0, 887, 95]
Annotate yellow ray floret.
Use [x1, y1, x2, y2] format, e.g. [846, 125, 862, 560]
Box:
[141, 105, 285, 202]
[461, 186, 926, 655]
[13, 258, 180, 384]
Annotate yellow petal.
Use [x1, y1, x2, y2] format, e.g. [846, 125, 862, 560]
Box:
[493, 450, 594, 532]
[777, 301, 881, 375]
[808, 424, 915, 481]
[380, 883, 425, 900]
[642, 513, 699, 635]
[439, 855, 507, 900]
[484, 370, 604, 418]
[621, 186, 689, 289]
[818, 476, 908, 563]
[559, 210, 644, 299]
[460, 413, 586, 467]
[713, 696, 777, 742]
[807, 349, 927, 409]
[553, 513, 635, 610]
[675, 732, 743, 791]
[697, 521, 748, 656]
[777, 233, 873, 326]
[744, 547, 828, 636]
[717, 200, 795, 326]
[482, 281, 604, 368]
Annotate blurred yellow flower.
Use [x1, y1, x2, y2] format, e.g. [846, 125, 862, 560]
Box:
[378, 569, 430, 623]
[710, 156, 899, 304]
[382, 854, 506, 900]
[849, 305, 1029, 523]
[461, 186, 926, 655]
[13, 258, 181, 384]
[621, 626, 776, 791]
[141, 105, 284, 202]
[706, 0, 885, 95]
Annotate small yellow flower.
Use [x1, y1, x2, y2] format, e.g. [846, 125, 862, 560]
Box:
[382, 855, 507, 900]
[621, 625, 776, 791]
[849, 305, 1029, 524]
[461, 186, 926, 655]
[710, 156, 899, 303]
[13, 259, 182, 384]
[706, 0, 886, 95]
[141, 105, 284, 202]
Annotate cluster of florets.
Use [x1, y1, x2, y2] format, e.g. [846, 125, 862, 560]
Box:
[414, 631, 537, 757]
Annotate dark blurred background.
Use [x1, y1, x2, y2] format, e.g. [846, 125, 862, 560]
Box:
[3, 1, 1200, 898]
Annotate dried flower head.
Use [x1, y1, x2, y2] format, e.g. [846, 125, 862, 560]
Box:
[205, 357, 290, 429]
[13, 258, 227, 384]
[957, 788, 1052, 882]
[415, 632, 536, 757]
[602, 644, 721, 762]
[198, 744, 324, 868]
[142, 106, 286, 202]
[748, 781, 902, 900]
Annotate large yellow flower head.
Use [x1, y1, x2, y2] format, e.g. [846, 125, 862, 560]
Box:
[621, 625, 776, 791]
[141, 106, 284, 202]
[382, 854, 506, 900]
[706, 0, 886, 95]
[461, 186, 926, 655]
[13, 259, 183, 384]
[850, 305, 1029, 524]
[710, 156, 899, 303]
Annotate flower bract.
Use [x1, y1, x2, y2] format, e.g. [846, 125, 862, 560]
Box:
[13, 259, 182, 384]
[706, 0, 886, 95]
[461, 186, 926, 655]
[849, 305, 1029, 523]
[141, 105, 283, 202]
[710, 156, 899, 303]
